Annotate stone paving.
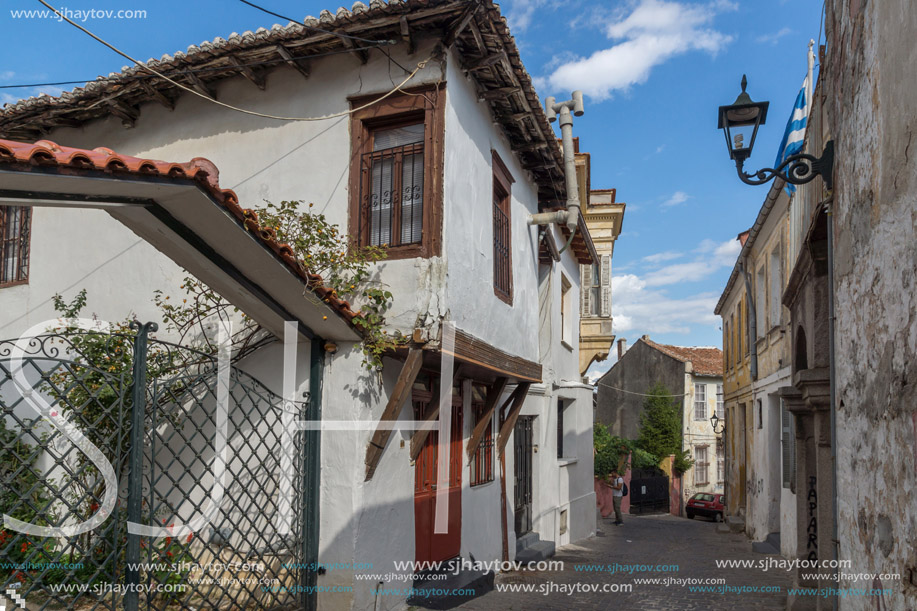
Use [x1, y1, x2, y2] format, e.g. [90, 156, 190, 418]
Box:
[455, 512, 793, 611]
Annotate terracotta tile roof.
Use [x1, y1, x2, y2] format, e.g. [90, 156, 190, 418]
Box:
[0, 138, 359, 323]
[0, 0, 566, 200]
[738, 230, 751, 246]
[642, 337, 723, 377]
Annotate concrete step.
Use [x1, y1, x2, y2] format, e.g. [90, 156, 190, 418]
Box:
[408, 559, 494, 610]
[515, 531, 540, 554]
[725, 515, 745, 534]
[515, 540, 555, 564]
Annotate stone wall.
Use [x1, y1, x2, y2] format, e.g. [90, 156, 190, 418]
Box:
[826, 0, 917, 608]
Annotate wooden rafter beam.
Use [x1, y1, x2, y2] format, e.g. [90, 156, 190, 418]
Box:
[138, 80, 174, 111]
[228, 55, 265, 90]
[496, 382, 531, 455]
[276, 45, 311, 79]
[364, 348, 423, 481]
[184, 70, 216, 100]
[400, 16, 415, 55]
[341, 36, 370, 64]
[443, 0, 480, 47]
[465, 377, 509, 461]
[107, 100, 138, 128]
[479, 86, 521, 101]
[463, 50, 506, 72]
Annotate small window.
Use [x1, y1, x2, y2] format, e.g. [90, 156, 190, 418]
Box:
[781, 399, 797, 490]
[769, 246, 783, 329]
[470, 399, 494, 486]
[756, 265, 767, 337]
[557, 399, 566, 458]
[588, 264, 600, 316]
[0, 206, 32, 287]
[492, 151, 514, 303]
[695, 446, 709, 485]
[724, 321, 730, 368]
[694, 383, 707, 420]
[716, 384, 724, 418]
[757, 399, 763, 429]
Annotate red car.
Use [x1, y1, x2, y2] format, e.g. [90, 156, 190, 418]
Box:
[686, 492, 725, 521]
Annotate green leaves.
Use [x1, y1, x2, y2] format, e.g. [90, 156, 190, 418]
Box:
[636, 383, 693, 475]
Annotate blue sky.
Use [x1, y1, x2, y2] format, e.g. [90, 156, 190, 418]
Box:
[0, 0, 823, 377]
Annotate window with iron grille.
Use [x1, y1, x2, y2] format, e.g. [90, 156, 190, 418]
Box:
[0, 206, 31, 287]
[470, 401, 494, 486]
[694, 383, 707, 420]
[348, 85, 444, 259]
[695, 446, 709, 485]
[492, 151, 514, 304]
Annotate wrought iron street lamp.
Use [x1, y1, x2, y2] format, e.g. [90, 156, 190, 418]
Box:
[718, 75, 834, 189]
[710, 413, 725, 435]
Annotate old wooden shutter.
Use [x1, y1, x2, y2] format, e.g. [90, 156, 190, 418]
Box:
[600, 255, 611, 317]
[781, 399, 796, 490]
[580, 263, 591, 317]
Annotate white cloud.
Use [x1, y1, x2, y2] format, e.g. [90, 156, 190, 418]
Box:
[756, 27, 793, 45]
[641, 237, 740, 286]
[542, 0, 735, 100]
[505, 0, 549, 32]
[642, 251, 682, 264]
[611, 273, 721, 335]
[0, 71, 15, 81]
[661, 190, 690, 207]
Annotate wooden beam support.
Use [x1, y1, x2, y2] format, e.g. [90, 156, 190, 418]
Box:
[341, 36, 370, 64]
[400, 16, 415, 55]
[184, 71, 216, 99]
[465, 377, 510, 461]
[496, 382, 531, 455]
[107, 100, 138, 128]
[479, 86, 521, 101]
[276, 45, 311, 79]
[364, 348, 423, 480]
[463, 50, 506, 72]
[228, 55, 265, 90]
[138, 81, 175, 111]
[409, 379, 440, 462]
[467, 19, 487, 55]
[408, 365, 465, 462]
[443, 0, 480, 47]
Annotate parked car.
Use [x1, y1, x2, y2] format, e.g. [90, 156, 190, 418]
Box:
[686, 493, 725, 521]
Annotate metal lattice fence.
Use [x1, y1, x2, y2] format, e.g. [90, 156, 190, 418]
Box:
[0, 326, 315, 610]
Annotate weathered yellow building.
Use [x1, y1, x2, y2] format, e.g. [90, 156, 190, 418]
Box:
[715, 184, 795, 556]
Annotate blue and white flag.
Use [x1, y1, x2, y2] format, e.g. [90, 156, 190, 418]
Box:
[774, 76, 809, 195]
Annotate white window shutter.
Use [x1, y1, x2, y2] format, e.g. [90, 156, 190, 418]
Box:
[580, 263, 591, 317]
[600, 255, 611, 317]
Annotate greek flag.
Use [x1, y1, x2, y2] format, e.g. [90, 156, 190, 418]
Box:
[774, 76, 808, 194]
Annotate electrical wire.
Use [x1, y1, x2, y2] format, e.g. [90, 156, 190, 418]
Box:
[594, 380, 689, 397]
[34, 0, 433, 122]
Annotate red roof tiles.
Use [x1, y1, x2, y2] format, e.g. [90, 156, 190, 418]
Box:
[642, 338, 723, 377]
[0, 138, 359, 324]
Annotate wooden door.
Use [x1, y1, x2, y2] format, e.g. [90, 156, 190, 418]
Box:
[414, 390, 463, 563]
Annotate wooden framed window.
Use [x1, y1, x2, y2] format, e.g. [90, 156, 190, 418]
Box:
[695, 446, 709, 485]
[716, 384, 724, 418]
[0, 206, 31, 287]
[492, 151, 514, 303]
[470, 398, 494, 486]
[348, 85, 444, 259]
[694, 383, 707, 420]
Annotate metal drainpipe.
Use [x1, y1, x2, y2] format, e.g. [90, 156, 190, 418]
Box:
[528, 91, 584, 249]
[740, 260, 758, 380]
[826, 199, 839, 609]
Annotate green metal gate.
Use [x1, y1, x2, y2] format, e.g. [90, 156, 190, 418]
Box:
[0, 323, 320, 610]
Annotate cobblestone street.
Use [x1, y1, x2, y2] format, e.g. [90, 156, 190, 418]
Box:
[456, 512, 793, 611]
